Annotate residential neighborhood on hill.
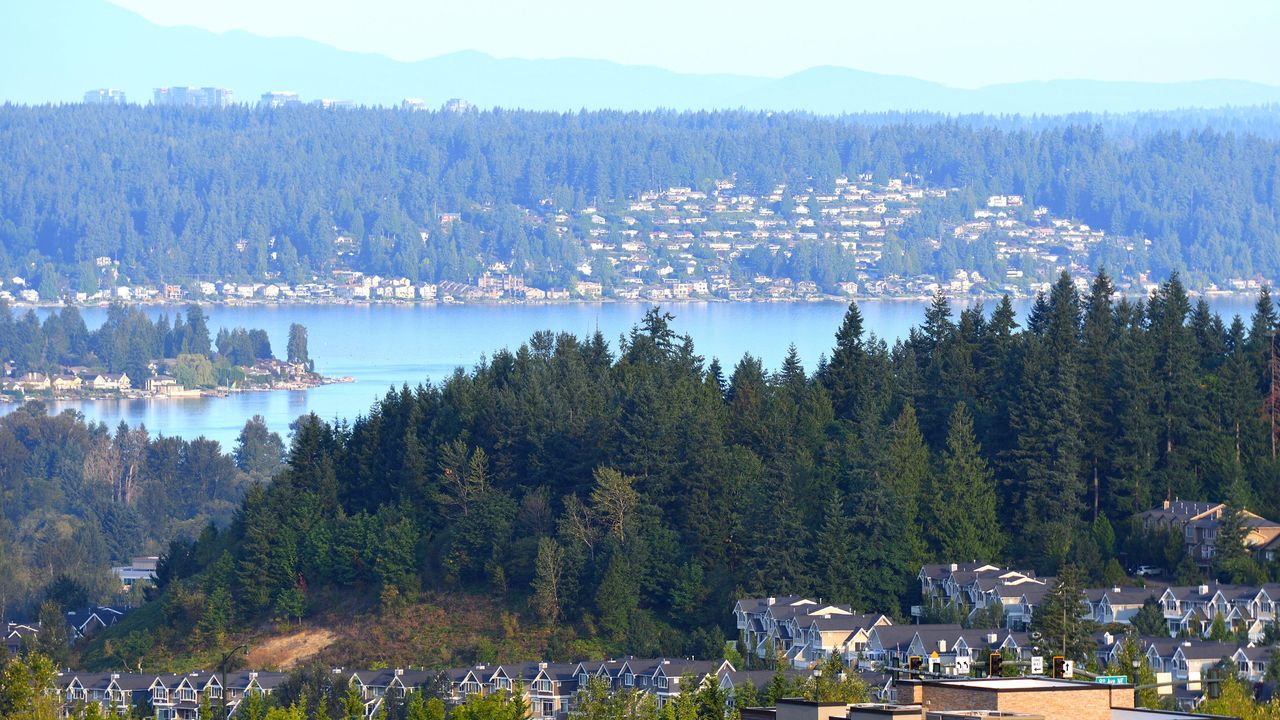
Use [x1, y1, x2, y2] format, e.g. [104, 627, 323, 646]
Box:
[1, 176, 1269, 308]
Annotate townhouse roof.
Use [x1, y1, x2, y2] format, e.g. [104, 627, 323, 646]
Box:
[1084, 586, 1159, 604]
[1138, 500, 1222, 523]
[735, 596, 813, 614]
[870, 624, 964, 651]
[805, 612, 890, 632]
[1170, 640, 1242, 661]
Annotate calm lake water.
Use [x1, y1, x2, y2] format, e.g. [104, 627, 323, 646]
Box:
[1, 297, 1260, 447]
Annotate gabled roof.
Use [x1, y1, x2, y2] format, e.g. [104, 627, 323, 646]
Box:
[1084, 586, 1159, 604]
[1171, 640, 1239, 662]
[1138, 500, 1222, 523]
[805, 612, 890, 632]
[734, 596, 814, 615]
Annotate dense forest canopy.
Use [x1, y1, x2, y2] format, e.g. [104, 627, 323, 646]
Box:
[74, 271, 1280, 668]
[0, 301, 282, 380]
[0, 409, 284, 620]
[1, 106, 1279, 288]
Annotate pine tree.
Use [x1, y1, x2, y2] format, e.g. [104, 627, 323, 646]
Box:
[1079, 270, 1117, 520]
[924, 403, 1002, 561]
[852, 405, 927, 611]
[1031, 565, 1095, 662]
[815, 489, 858, 606]
[823, 301, 866, 420]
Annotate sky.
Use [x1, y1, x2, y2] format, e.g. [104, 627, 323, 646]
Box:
[105, 0, 1280, 88]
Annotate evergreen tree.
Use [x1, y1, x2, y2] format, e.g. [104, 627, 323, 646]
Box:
[924, 403, 1002, 561]
[1030, 565, 1095, 662]
[814, 489, 858, 606]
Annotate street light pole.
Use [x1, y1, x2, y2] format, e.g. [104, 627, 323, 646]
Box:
[218, 644, 249, 720]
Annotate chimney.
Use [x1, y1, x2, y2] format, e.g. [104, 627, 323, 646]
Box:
[767, 597, 776, 606]
[1103, 632, 1114, 646]
[950, 563, 959, 572]
[111, 673, 120, 680]
[987, 633, 998, 644]
[896, 679, 923, 705]
[395, 669, 404, 676]
[249, 672, 258, 681]
[1113, 587, 1121, 593]
[1199, 584, 1210, 596]
[539, 662, 548, 671]
[332, 668, 343, 674]
[937, 639, 947, 653]
[1163, 499, 1171, 511]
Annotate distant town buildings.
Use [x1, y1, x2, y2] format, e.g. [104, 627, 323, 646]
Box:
[82, 88, 127, 105]
[312, 98, 356, 110]
[153, 86, 235, 108]
[259, 91, 302, 108]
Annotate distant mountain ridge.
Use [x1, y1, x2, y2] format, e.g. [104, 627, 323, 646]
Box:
[4, 0, 1280, 113]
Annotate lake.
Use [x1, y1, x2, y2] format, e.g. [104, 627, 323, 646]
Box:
[1, 297, 1261, 447]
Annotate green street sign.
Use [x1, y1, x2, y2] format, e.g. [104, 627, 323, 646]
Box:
[1094, 676, 1128, 685]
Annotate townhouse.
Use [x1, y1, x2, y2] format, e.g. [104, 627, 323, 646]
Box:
[1137, 499, 1280, 568]
[916, 563, 1051, 629]
[57, 670, 286, 720]
[735, 595, 892, 668]
[862, 625, 1029, 673]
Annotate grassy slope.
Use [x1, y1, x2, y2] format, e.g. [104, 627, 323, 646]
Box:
[77, 589, 605, 673]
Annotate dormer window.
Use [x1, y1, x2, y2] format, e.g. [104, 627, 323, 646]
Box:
[624, 673, 633, 687]
[657, 677, 668, 689]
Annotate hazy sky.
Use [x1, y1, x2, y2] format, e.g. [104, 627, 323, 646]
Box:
[107, 0, 1279, 87]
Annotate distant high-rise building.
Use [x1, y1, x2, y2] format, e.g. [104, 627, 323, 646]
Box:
[401, 98, 428, 111]
[259, 91, 302, 108]
[153, 87, 234, 108]
[443, 98, 474, 112]
[311, 98, 355, 110]
[83, 88, 127, 105]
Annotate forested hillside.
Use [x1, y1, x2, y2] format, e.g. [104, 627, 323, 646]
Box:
[107, 271, 1280, 667]
[0, 408, 284, 621]
[1, 106, 1279, 288]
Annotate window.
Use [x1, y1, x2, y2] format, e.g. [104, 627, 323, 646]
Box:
[657, 677, 668, 689]
[579, 673, 589, 686]
[542, 701, 555, 718]
[210, 686, 222, 699]
[536, 679, 552, 692]
[623, 673, 633, 687]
